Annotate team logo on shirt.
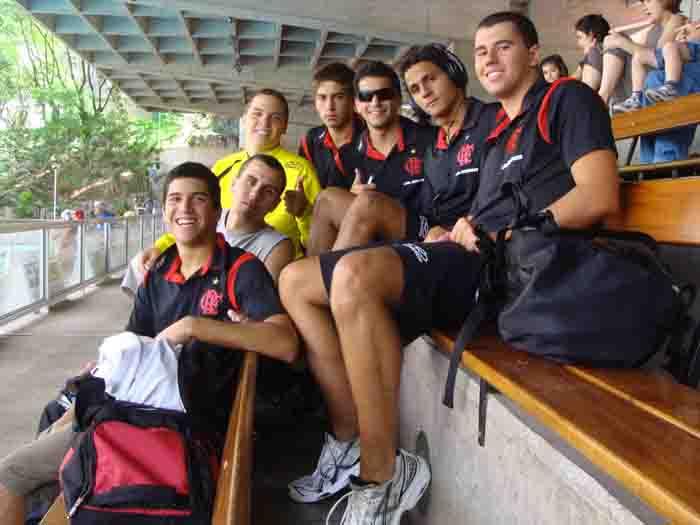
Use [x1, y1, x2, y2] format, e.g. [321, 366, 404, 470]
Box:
[403, 157, 423, 176]
[200, 289, 223, 316]
[457, 143, 475, 167]
[506, 126, 524, 154]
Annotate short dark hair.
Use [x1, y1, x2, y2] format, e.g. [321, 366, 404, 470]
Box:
[574, 14, 610, 43]
[237, 154, 287, 193]
[540, 54, 569, 77]
[397, 44, 468, 91]
[353, 60, 401, 98]
[477, 11, 539, 49]
[162, 162, 221, 210]
[248, 88, 289, 122]
[665, 0, 682, 14]
[312, 62, 356, 95]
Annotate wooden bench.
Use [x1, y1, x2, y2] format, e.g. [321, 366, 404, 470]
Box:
[40, 351, 258, 525]
[612, 93, 700, 171]
[431, 177, 700, 525]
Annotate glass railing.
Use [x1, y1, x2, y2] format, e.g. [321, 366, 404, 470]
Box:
[0, 216, 165, 326]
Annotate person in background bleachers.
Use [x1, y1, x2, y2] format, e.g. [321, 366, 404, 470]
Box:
[607, 0, 685, 111]
[299, 62, 365, 190]
[306, 61, 433, 255]
[541, 54, 569, 83]
[573, 14, 611, 91]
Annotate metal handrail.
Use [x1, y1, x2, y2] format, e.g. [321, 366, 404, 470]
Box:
[0, 215, 164, 326]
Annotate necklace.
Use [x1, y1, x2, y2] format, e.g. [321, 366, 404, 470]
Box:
[443, 98, 465, 145]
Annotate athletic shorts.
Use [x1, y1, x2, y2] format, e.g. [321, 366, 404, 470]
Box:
[0, 425, 78, 496]
[319, 241, 483, 342]
[404, 212, 430, 242]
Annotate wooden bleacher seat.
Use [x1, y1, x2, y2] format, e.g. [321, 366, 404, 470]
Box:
[431, 177, 700, 525]
[40, 351, 258, 525]
[612, 93, 700, 171]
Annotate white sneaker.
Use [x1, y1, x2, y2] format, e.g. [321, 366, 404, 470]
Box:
[326, 449, 431, 525]
[288, 433, 361, 503]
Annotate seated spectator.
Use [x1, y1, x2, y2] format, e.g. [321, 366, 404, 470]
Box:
[573, 14, 611, 91]
[620, 18, 700, 110]
[299, 62, 365, 190]
[398, 44, 499, 240]
[307, 61, 433, 255]
[541, 54, 569, 82]
[122, 154, 293, 294]
[606, 0, 685, 110]
[0, 161, 299, 525]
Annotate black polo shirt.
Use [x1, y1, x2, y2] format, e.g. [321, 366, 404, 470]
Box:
[470, 78, 616, 233]
[127, 234, 283, 336]
[125, 234, 284, 434]
[344, 116, 433, 212]
[298, 117, 365, 189]
[421, 97, 500, 229]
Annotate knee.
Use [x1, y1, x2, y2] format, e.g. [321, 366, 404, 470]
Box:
[344, 192, 384, 228]
[279, 259, 315, 306]
[329, 253, 374, 317]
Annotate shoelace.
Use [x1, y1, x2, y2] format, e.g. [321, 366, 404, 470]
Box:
[326, 491, 352, 525]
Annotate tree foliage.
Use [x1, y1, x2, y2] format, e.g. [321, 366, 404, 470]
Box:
[0, 0, 181, 216]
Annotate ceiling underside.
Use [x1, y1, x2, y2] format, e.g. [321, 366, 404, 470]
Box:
[16, 0, 451, 118]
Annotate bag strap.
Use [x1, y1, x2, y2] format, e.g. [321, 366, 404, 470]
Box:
[216, 158, 244, 180]
[443, 229, 508, 408]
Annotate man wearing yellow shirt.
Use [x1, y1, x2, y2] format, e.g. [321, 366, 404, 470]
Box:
[146, 88, 320, 263]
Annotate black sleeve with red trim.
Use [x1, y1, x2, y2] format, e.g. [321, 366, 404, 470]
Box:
[299, 131, 314, 162]
[125, 282, 156, 337]
[543, 81, 616, 168]
[226, 254, 284, 321]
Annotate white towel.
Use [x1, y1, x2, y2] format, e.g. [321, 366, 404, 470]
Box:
[93, 332, 185, 412]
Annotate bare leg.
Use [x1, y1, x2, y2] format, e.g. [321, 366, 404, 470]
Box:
[329, 247, 405, 483]
[0, 485, 24, 525]
[279, 258, 357, 440]
[599, 52, 626, 103]
[664, 41, 689, 83]
[333, 192, 408, 250]
[631, 49, 657, 92]
[307, 188, 356, 256]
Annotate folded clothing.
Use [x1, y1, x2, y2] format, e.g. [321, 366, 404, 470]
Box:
[92, 332, 185, 412]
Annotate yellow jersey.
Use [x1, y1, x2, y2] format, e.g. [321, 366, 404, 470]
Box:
[155, 146, 321, 258]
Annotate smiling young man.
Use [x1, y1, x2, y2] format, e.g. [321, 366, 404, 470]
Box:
[307, 61, 433, 255]
[399, 44, 499, 241]
[279, 12, 620, 524]
[299, 62, 364, 190]
[144, 89, 321, 266]
[0, 162, 299, 525]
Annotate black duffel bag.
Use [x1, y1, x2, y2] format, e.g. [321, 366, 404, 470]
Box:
[442, 213, 694, 408]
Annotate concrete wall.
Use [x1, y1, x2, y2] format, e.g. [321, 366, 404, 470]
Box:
[399, 337, 665, 525]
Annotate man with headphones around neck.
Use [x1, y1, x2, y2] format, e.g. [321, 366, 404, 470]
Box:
[280, 46, 497, 523]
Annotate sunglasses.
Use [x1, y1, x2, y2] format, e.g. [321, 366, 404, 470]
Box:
[357, 87, 397, 103]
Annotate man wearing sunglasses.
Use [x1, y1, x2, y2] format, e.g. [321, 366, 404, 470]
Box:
[306, 61, 433, 255]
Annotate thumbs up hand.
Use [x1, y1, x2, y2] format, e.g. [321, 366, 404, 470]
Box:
[284, 175, 310, 217]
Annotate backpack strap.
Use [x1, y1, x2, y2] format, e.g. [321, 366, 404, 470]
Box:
[537, 77, 576, 145]
[216, 158, 245, 180]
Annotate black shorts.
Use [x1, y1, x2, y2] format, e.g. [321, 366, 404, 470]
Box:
[319, 241, 482, 342]
[404, 212, 430, 241]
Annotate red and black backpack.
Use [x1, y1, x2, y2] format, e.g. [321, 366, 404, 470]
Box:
[59, 378, 217, 524]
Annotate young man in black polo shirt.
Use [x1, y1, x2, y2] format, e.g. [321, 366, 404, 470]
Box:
[299, 62, 364, 190]
[279, 12, 619, 525]
[399, 44, 499, 240]
[0, 163, 299, 525]
[307, 61, 433, 255]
